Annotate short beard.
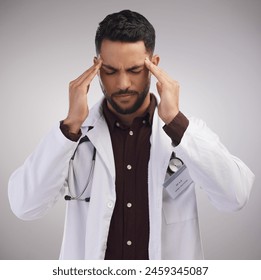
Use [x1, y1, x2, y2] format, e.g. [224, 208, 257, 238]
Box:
[101, 81, 151, 115]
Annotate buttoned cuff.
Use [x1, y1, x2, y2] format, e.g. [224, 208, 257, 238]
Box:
[163, 111, 189, 146]
[60, 121, 82, 142]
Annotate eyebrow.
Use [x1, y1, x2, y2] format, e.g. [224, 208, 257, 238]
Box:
[102, 64, 144, 71]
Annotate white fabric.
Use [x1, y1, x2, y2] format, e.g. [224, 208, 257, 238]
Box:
[8, 99, 255, 259]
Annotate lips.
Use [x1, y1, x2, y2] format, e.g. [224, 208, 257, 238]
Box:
[113, 92, 137, 97]
[115, 93, 135, 98]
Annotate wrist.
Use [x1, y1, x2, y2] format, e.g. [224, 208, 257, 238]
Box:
[163, 111, 189, 146]
[162, 110, 179, 125]
[63, 117, 82, 134]
[60, 120, 82, 142]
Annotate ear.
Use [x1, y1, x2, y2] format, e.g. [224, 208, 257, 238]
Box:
[151, 54, 160, 66]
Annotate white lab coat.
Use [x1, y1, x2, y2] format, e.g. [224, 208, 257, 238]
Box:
[8, 99, 255, 259]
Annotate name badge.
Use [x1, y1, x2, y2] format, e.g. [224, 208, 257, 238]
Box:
[163, 164, 193, 199]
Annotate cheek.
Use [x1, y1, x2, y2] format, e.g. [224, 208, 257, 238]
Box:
[137, 69, 151, 86]
[99, 73, 114, 92]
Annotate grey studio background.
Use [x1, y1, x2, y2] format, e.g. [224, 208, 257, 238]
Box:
[0, 0, 260, 259]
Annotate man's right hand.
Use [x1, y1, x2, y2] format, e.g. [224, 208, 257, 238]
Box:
[63, 59, 102, 133]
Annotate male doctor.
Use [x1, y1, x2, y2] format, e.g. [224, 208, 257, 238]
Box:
[8, 10, 255, 260]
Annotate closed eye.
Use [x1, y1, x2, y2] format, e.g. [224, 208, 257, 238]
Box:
[105, 71, 116, 75]
[129, 70, 143, 74]
[102, 65, 117, 75]
[102, 64, 144, 75]
[105, 70, 142, 75]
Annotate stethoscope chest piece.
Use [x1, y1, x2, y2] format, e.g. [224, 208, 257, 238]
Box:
[167, 153, 184, 175]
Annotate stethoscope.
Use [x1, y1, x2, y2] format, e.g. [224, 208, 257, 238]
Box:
[167, 152, 184, 175]
[64, 138, 183, 202]
[64, 135, 96, 202]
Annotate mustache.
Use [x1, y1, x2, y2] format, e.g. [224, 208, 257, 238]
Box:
[111, 89, 139, 97]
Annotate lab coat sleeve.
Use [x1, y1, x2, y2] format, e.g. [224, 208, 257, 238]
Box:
[8, 123, 79, 220]
[174, 117, 255, 211]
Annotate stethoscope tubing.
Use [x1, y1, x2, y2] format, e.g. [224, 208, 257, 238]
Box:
[65, 136, 96, 202]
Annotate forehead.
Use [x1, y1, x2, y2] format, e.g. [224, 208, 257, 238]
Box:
[100, 40, 148, 67]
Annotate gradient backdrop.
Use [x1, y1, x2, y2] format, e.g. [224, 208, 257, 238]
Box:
[0, 0, 260, 259]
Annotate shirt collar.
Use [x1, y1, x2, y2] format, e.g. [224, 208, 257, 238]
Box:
[102, 93, 157, 130]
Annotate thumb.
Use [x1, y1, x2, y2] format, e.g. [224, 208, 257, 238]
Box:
[156, 81, 162, 95]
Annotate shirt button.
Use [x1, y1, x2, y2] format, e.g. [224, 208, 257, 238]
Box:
[142, 120, 146, 124]
[116, 122, 120, 127]
[107, 201, 114, 208]
[129, 130, 134, 136]
[127, 164, 132, 170]
[127, 240, 132, 246]
[127, 202, 132, 208]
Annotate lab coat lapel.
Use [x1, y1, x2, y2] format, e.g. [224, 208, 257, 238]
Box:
[88, 118, 115, 179]
[82, 100, 115, 179]
[148, 106, 173, 259]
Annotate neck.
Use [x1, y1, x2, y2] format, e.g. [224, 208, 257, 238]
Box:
[107, 94, 151, 126]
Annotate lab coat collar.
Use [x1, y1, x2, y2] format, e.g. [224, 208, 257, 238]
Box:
[81, 98, 104, 132]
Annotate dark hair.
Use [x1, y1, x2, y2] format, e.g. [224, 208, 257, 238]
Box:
[95, 10, 155, 54]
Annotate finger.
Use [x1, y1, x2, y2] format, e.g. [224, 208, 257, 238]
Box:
[69, 60, 102, 95]
[73, 59, 102, 85]
[77, 59, 102, 84]
[144, 58, 172, 83]
[156, 81, 162, 94]
[80, 64, 101, 90]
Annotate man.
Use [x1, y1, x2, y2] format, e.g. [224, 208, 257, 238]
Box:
[8, 10, 255, 260]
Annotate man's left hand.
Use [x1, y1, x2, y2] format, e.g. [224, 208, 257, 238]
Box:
[145, 57, 180, 124]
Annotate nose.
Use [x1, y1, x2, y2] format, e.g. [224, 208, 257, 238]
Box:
[116, 72, 131, 91]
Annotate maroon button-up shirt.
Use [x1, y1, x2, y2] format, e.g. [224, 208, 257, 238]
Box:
[102, 94, 188, 259]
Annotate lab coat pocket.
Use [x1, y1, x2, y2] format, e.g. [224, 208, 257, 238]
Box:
[163, 165, 193, 199]
[162, 181, 198, 225]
